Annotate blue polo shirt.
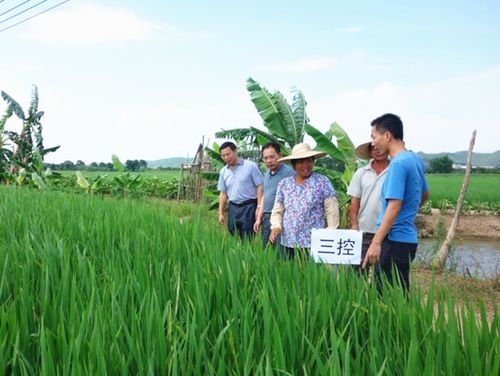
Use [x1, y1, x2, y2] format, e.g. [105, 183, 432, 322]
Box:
[377, 151, 428, 243]
[262, 163, 295, 213]
[217, 158, 263, 203]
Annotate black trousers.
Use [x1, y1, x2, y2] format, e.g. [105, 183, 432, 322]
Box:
[375, 238, 417, 294]
[228, 200, 257, 240]
[353, 232, 374, 275]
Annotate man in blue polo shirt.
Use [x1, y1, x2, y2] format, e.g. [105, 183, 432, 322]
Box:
[218, 141, 263, 240]
[363, 113, 429, 293]
[253, 143, 295, 248]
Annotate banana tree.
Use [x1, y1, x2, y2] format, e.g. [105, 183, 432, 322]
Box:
[0, 106, 14, 182]
[215, 77, 308, 154]
[76, 171, 109, 195]
[214, 78, 357, 225]
[1, 86, 60, 177]
[109, 154, 142, 197]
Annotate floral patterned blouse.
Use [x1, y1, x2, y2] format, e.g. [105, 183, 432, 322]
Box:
[275, 172, 336, 248]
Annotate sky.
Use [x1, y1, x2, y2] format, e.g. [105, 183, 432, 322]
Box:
[1, 0, 499, 164]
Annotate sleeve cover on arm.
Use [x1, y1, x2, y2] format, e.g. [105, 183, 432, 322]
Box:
[324, 196, 339, 229]
[270, 202, 284, 230]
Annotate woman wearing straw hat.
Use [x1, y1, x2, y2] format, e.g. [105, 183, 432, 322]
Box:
[269, 143, 339, 259]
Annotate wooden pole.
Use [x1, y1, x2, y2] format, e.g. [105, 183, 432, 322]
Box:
[177, 163, 183, 202]
[432, 130, 477, 269]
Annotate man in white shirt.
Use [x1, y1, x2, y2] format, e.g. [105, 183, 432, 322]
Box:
[347, 141, 389, 271]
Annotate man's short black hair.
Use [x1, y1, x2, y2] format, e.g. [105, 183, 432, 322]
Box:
[371, 113, 404, 141]
[261, 142, 282, 155]
[220, 141, 237, 151]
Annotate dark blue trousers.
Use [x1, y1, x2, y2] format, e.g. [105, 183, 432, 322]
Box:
[261, 213, 272, 247]
[228, 200, 257, 240]
[261, 213, 286, 255]
[375, 238, 417, 293]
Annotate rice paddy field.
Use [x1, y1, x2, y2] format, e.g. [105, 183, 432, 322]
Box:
[426, 173, 500, 207]
[55, 171, 500, 209]
[0, 187, 498, 374]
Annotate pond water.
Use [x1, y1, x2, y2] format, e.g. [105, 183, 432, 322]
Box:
[417, 239, 500, 279]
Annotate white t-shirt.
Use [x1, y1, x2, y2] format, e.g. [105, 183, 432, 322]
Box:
[347, 161, 389, 233]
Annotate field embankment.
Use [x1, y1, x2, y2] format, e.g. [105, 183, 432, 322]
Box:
[417, 211, 500, 239]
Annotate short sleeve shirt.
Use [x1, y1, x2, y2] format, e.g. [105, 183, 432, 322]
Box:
[263, 163, 295, 213]
[217, 159, 263, 203]
[347, 161, 389, 233]
[377, 151, 428, 243]
[275, 172, 335, 248]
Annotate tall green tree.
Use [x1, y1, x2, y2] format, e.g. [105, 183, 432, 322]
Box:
[0, 106, 14, 181]
[429, 155, 453, 173]
[0, 85, 60, 180]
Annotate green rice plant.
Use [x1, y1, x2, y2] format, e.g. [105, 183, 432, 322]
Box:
[426, 174, 500, 208]
[0, 187, 498, 374]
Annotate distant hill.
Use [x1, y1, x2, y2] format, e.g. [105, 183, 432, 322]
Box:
[147, 157, 191, 169]
[148, 151, 500, 168]
[416, 150, 500, 167]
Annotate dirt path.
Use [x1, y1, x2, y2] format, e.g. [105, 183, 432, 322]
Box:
[417, 212, 500, 239]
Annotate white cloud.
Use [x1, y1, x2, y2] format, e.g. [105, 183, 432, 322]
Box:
[43, 92, 262, 163]
[21, 2, 180, 45]
[257, 53, 389, 74]
[258, 57, 336, 73]
[307, 68, 500, 153]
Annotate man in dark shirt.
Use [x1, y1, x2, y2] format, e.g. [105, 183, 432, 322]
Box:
[254, 143, 294, 248]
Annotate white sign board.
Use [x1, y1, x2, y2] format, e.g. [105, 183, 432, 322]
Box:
[311, 229, 363, 265]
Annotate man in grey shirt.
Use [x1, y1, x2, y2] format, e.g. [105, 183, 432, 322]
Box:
[218, 141, 263, 240]
[254, 143, 295, 248]
[347, 141, 389, 270]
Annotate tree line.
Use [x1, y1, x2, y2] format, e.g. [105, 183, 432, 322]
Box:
[427, 155, 500, 173]
[45, 159, 149, 172]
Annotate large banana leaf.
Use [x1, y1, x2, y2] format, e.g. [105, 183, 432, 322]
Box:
[111, 154, 124, 172]
[0, 106, 13, 131]
[76, 171, 90, 190]
[305, 124, 346, 163]
[246, 78, 288, 141]
[273, 91, 300, 146]
[256, 134, 272, 148]
[328, 122, 356, 168]
[31, 172, 45, 189]
[28, 85, 39, 119]
[314, 166, 345, 190]
[216, 126, 283, 148]
[40, 145, 60, 156]
[1, 91, 25, 120]
[211, 142, 220, 153]
[305, 122, 356, 166]
[291, 88, 307, 145]
[215, 128, 256, 143]
[247, 78, 308, 148]
[204, 145, 224, 167]
[341, 166, 354, 191]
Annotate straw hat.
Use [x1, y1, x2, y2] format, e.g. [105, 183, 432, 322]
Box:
[278, 143, 327, 162]
[355, 142, 373, 160]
